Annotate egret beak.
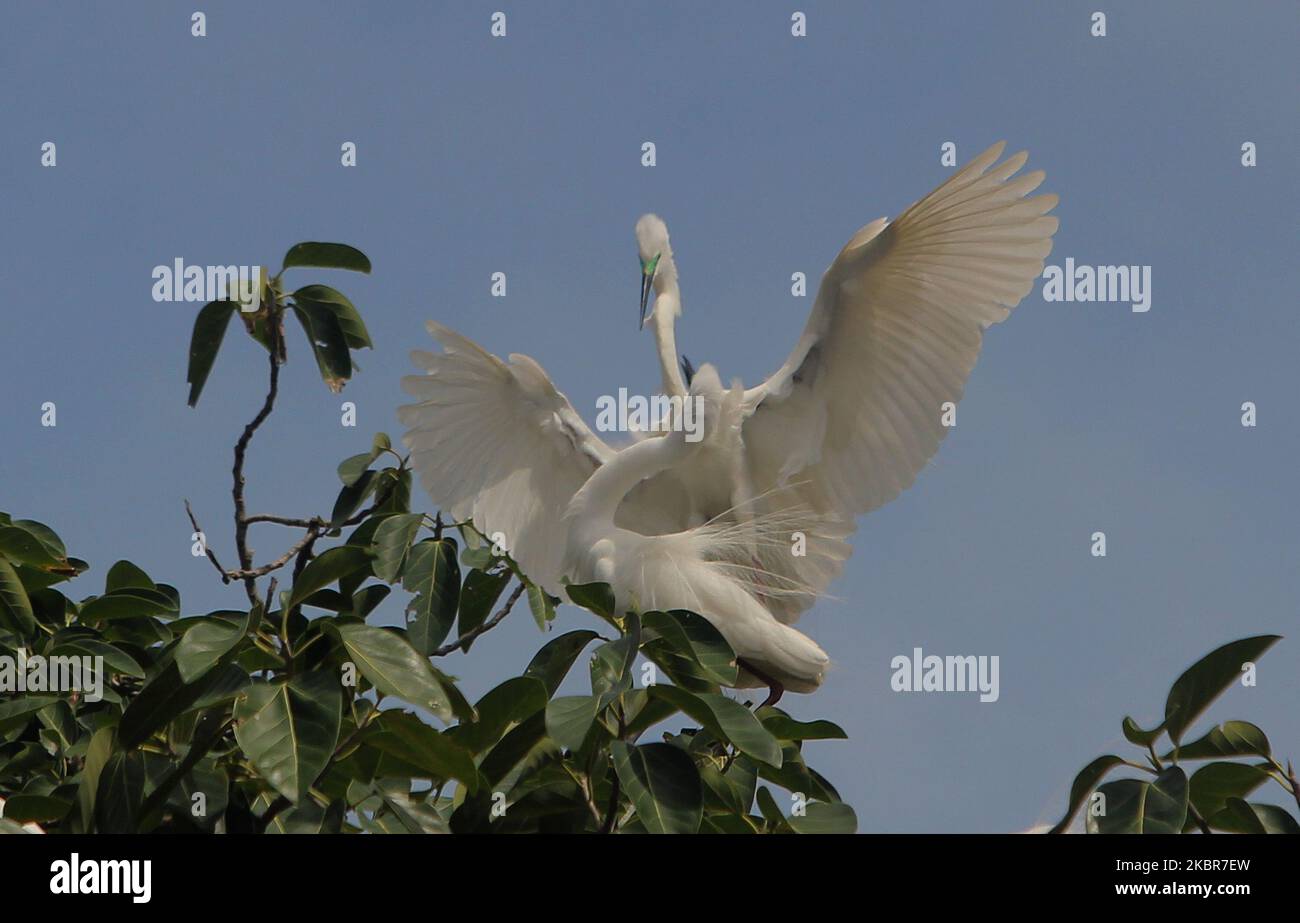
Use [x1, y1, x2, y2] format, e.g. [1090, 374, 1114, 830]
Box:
[639, 254, 660, 330]
[639, 270, 653, 330]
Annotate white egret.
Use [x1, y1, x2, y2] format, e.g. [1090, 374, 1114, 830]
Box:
[632, 141, 1059, 621]
[399, 141, 1057, 701]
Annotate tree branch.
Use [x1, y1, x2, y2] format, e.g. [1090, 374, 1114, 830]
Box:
[232, 308, 283, 606]
[184, 499, 230, 583]
[430, 581, 526, 657]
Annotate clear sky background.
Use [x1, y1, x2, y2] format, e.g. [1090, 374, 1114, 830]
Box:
[2, 1, 1297, 832]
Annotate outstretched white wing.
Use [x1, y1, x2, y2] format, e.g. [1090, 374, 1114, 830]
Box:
[742, 142, 1058, 611]
[398, 321, 616, 594]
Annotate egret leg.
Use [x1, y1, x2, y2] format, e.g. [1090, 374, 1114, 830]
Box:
[737, 658, 784, 711]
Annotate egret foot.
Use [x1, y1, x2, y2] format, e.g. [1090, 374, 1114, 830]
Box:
[737, 658, 784, 711]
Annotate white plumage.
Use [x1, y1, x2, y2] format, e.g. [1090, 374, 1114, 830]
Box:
[399, 142, 1057, 698]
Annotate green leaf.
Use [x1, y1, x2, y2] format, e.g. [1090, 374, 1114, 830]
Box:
[455, 568, 511, 652]
[336, 624, 453, 722]
[1086, 767, 1188, 834]
[526, 584, 557, 630]
[95, 751, 148, 833]
[369, 711, 479, 791]
[0, 556, 37, 637]
[175, 610, 252, 683]
[755, 785, 789, 831]
[787, 801, 858, 834]
[611, 741, 702, 834]
[1163, 720, 1271, 762]
[283, 242, 371, 274]
[291, 302, 352, 392]
[234, 672, 342, 803]
[451, 676, 549, 754]
[545, 696, 600, 751]
[119, 661, 248, 750]
[104, 560, 155, 593]
[0, 526, 63, 567]
[1209, 799, 1300, 834]
[330, 470, 380, 527]
[2, 794, 71, 823]
[759, 712, 848, 741]
[78, 590, 178, 624]
[186, 300, 239, 406]
[1121, 716, 1164, 748]
[286, 545, 372, 610]
[1164, 635, 1281, 745]
[372, 513, 424, 583]
[565, 582, 616, 620]
[641, 609, 739, 686]
[1187, 761, 1271, 819]
[524, 630, 600, 696]
[294, 285, 372, 349]
[1048, 755, 1125, 834]
[78, 727, 114, 829]
[405, 539, 461, 654]
[0, 695, 60, 723]
[649, 685, 782, 767]
[48, 638, 144, 677]
[337, 452, 374, 487]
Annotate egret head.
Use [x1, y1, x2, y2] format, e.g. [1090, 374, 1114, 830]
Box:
[636, 214, 673, 329]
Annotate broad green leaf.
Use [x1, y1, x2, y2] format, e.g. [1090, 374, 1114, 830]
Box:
[1086, 767, 1187, 834]
[524, 630, 600, 696]
[1164, 635, 1281, 745]
[611, 741, 702, 834]
[1209, 799, 1300, 834]
[6, 519, 66, 558]
[0, 557, 37, 637]
[105, 560, 155, 593]
[95, 751, 148, 833]
[1163, 720, 1271, 761]
[119, 661, 248, 749]
[404, 539, 460, 654]
[787, 801, 858, 834]
[545, 695, 600, 751]
[77, 727, 114, 828]
[527, 584, 557, 630]
[336, 623, 453, 722]
[1187, 761, 1271, 819]
[451, 676, 549, 754]
[455, 568, 511, 652]
[3, 794, 71, 823]
[0, 526, 63, 567]
[175, 610, 252, 683]
[565, 582, 616, 620]
[755, 785, 789, 831]
[337, 452, 374, 487]
[294, 285, 372, 349]
[1121, 716, 1164, 747]
[649, 685, 782, 767]
[78, 590, 177, 624]
[0, 695, 60, 723]
[759, 711, 848, 741]
[292, 302, 352, 392]
[641, 609, 738, 686]
[283, 242, 371, 274]
[589, 613, 640, 703]
[234, 672, 342, 803]
[186, 300, 239, 406]
[372, 513, 424, 582]
[286, 545, 372, 610]
[330, 469, 379, 526]
[48, 638, 144, 677]
[369, 711, 479, 790]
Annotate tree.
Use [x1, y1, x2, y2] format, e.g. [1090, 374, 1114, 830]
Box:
[0, 242, 855, 834]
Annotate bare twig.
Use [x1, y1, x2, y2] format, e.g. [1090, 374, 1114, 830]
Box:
[185, 499, 230, 583]
[245, 514, 323, 528]
[430, 582, 526, 657]
[232, 308, 283, 606]
[224, 529, 320, 581]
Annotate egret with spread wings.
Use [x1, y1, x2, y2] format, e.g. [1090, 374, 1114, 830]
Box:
[399, 141, 1057, 701]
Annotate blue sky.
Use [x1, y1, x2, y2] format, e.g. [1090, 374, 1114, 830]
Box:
[2, 1, 1297, 831]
